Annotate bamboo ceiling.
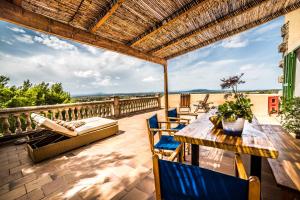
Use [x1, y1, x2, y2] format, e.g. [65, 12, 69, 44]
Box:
[2, 0, 300, 64]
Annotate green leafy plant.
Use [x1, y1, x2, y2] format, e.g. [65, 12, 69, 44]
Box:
[217, 73, 253, 122]
[281, 97, 300, 135]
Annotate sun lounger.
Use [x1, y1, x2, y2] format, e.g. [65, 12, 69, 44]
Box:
[27, 113, 119, 162]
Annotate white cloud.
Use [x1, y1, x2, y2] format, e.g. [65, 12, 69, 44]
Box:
[221, 35, 248, 48]
[14, 34, 34, 44]
[34, 33, 77, 51]
[240, 64, 253, 72]
[8, 27, 25, 33]
[254, 21, 282, 34]
[1, 39, 13, 45]
[92, 75, 114, 86]
[74, 70, 97, 78]
[82, 44, 100, 55]
[142, 76, 160, 82]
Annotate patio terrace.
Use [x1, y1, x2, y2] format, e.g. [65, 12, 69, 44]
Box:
[0, 108, 299, 200]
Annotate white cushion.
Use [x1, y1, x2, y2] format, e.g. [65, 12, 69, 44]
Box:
[74, 117, 118, 135]
[31, 114, 117, 137]
[31, 113, 77, 137]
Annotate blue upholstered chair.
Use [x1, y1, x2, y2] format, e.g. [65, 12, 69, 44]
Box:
[168, 108, 198, 126]
[146, 114, 183, 160]
[153, 154, 260, 200]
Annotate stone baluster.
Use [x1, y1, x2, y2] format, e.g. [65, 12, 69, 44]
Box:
[77, 107, 82, 120]
[25, 113, 33, 131]
[71, 108, 76, 121]
[93, 105, 97, 116]
[88, 106, 93, 117]
[58, 110, 63, 120]
[65, 108, 70, 121]
[2, 115, 11, 135]
[14, 114, 22, 134]
[81, 107, 86, 119]
[51, 110, 56, 120]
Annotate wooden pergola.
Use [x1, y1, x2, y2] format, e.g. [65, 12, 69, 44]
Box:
[1, 0, 300, 118]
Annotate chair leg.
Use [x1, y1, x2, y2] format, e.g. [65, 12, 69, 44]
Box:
[187, 143, 191, 155]
[177, 145, 184, 163]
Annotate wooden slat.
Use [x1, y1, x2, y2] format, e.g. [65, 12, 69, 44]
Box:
[12, 0, 22, 6]
[153, 154, 162, 200]
[248, 177, 260, 200]
[166, 1, 300, 59]
[235, 153, 248, 180]
[128, 0, 206, 46]
[262, 125, 300, 192]
[0, 0, 166, 65]
[149, 0, 266, 54]
[163, 64, 169, 121]
[174, 110, 279, 159]
[68, 0, 85, 23]
[90, 0, 126, 33]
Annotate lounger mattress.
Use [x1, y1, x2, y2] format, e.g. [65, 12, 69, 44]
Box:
[27, 124, 119, 163]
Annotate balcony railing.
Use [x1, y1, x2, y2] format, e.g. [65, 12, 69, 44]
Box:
[0, 95, 161, 136]
[281, 22, 289, 37]
[278, 42, 287, 53]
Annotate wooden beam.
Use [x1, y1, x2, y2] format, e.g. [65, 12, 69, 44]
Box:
[12, 0, 22, 6]
[128, 0, 206, 46]
[0, 1, 166, 65]
[166, 1, 300, 59]
[163, 63, 169, 121]
[149, 0, 266, 54]
[90, 0, 126, 33]
[68, 0, 85, 23]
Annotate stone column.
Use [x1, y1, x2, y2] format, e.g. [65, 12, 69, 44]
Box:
[112, 96, 120, 118]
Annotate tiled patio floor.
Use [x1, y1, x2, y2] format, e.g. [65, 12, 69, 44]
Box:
[0, 110, 299, 200]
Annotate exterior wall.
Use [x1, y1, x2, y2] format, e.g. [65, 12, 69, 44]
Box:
[161, 93, 279, 115]
[285, 9, 300, 53]
[295, 50, 300, 97]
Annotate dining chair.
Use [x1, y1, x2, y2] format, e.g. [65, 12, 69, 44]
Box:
[167, 108, 198, 126]
[153, 153, 260, 200]
[146, 114, 184, 161]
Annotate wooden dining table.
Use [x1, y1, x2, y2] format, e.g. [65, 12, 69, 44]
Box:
[174, 110, 279, 180]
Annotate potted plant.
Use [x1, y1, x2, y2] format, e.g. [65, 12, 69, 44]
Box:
[217, 73, 253, 136]
[281, 97, 300, 139]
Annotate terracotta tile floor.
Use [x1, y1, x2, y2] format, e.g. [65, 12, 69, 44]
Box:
[0, 109, 299, 200]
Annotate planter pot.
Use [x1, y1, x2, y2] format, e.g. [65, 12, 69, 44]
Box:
[222, 118, 245, 137]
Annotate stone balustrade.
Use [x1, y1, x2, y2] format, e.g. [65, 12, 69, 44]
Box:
[119, 96, 160, 116]
[0, 95, 160, 136]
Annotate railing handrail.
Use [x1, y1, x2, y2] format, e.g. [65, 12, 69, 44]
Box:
[0, 100, 114, 115]
[0, 95, 161, 136]
[119, 96, 158, 102]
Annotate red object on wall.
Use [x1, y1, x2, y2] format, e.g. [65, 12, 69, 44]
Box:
[268, 96, 279, 114]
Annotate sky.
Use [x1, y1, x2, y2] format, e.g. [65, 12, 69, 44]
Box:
[0, 17, 283, 96]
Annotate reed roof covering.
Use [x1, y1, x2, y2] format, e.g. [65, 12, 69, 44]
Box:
[2, 0, 300, 64]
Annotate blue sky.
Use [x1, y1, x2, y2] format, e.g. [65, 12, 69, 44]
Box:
[0, 17, 283, 95]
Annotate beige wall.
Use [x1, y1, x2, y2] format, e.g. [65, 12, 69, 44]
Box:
[161, 93, 279, 115]
[285, 9, 300, 53]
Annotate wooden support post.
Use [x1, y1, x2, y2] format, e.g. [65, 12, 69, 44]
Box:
[163, 63, 169, 121]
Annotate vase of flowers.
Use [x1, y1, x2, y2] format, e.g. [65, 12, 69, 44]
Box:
[217, 73, 253, 136]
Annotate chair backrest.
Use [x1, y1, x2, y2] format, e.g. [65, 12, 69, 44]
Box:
[147, 114, 159, 135]
[153, 155, 259, 200]
[203, 94, 210, 103]
[180, 93, 191, 108]
[168, 108, 178, 121]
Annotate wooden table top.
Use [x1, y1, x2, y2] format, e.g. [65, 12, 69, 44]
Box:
[174, 111, 279, 159]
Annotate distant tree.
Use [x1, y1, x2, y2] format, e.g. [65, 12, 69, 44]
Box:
[0, 75, 71, 108]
